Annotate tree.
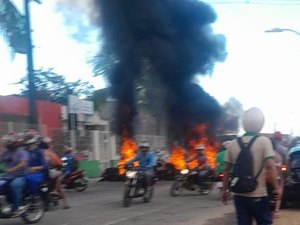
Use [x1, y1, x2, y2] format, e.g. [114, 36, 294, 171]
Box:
[17, 68, 95, 104]
[0, 0, 27, 54]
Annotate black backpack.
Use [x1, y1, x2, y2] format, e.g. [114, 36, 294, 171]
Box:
[230, 135, 264, 194]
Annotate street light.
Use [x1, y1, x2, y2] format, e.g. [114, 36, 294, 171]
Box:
[24, 0, 41, 125]
[265, 28, 300, 37]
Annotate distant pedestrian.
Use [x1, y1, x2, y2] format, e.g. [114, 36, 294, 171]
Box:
[221, 107, 281, 225]
[266, 138, 284, 219]
[272, 131, 288, 164]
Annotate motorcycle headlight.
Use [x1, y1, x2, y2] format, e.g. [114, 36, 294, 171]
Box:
[180, 169, 189, 175]
[126, 171, 137, 178]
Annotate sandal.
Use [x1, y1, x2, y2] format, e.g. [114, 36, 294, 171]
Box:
[63, 205, 71, 209]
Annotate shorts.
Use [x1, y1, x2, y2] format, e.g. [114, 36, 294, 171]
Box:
[49, 169, 62, 179]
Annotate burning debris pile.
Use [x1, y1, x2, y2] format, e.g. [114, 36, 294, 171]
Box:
[117, 131, 138, 175]
[93, 0, 227, 171]
[168, 124, 219, 170]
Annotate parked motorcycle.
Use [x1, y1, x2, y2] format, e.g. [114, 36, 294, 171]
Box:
[123, 166, 155, 207]
[0, 177, 45, 224]
[170, 168, 215, 196]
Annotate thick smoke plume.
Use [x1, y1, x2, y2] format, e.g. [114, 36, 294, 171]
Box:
[94, 0, 227, 141]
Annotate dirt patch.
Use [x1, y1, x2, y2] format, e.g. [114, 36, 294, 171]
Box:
[203, 213, 236, 225]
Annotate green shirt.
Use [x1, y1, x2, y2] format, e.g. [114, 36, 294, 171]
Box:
[216, 149, 226, 174]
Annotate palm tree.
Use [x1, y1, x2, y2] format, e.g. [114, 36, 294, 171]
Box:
[0, 0, 26, 54]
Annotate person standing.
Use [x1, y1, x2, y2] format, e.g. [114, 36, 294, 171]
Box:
[221, 107, 281, 225]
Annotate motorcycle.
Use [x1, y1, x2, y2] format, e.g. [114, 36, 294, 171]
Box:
[123, 166, 155, 207]
[41, 177, 60, 211]
[61, 157, 88, 192]
[0, 177, 45, 224]
[62, 170, 88, 192]
[170, 168, 215, 196]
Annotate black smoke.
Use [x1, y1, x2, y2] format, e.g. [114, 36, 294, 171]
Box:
[94, 0, 227, 140]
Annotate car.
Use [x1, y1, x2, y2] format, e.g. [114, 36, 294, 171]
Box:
[281, 146, 300, 208]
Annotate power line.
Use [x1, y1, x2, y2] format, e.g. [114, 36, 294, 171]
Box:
[203, 0, 300, 5]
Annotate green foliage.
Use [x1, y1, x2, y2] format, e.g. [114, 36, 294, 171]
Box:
[0, 0, 27, 54]
[93, 88, 109, 111]
[17, 68, 95, 104]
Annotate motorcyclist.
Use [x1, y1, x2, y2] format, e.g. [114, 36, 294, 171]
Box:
[187, 145, 210, 192]
[0, 133, 28, 217]
[24, 130, 48, 198]
[62, 146, 77, 179]
[126, 141, 156, 192]
[39, 137, 70, 209]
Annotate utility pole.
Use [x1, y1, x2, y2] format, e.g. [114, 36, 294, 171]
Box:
[24, 0, 41, 125]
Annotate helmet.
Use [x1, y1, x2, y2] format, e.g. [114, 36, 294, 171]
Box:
[273, 131, 283, 140]
[23, 129, 40, 145]
[195, 145, 205, 151]
[1, 133, 17, 145]
[139, 141, 150, 148]
[42, 136, 52, 143]
[64, 146, 73, 153]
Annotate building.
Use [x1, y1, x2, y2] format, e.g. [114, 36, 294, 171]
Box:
[0, 95, 62, 137]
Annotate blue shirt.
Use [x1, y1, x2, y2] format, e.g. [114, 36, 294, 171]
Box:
[27, 147, 48, 172]
[127, 151, 156, 171]
[63, 153, 74, 174]
[0, 147, 28, 178]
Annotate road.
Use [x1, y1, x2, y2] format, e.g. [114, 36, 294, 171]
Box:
[1, 180, 236, 225]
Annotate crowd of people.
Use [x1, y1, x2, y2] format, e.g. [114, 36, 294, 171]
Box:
[0, 129, 73, 217]
[216, 107, 296, 225]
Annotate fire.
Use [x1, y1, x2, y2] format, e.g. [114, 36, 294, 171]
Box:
[168, 124, 219, 170]
[168, 146, 186, 170]
[118, 136, 138, 175]
[189, 124, 219, 169]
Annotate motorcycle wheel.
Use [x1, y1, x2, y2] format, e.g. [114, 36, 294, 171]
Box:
[170, 181, 183, 196]
[123, 185, 132, 207]
[21, 196, 45, 224]
[143, 188, 154, 203]
[73, 178, 88, 192]
[199, 182, 213, 195]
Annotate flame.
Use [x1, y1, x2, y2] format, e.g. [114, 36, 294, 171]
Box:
[118, 135, 138, 175]
[168, 124, 219, 170]
[168, 146, 186, 170]
[189, 124, 219, 169]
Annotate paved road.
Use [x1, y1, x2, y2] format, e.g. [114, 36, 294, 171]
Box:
[1, 180, 236, 225]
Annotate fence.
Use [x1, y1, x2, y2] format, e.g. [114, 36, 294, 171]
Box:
[0, 122, 168, 177]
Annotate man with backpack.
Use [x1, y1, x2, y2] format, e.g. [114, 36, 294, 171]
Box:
[221, 107, 281, 225]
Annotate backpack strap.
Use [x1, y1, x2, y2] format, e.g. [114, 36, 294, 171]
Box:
[237, 135, 264, 179]
[237, 135, 259, 151]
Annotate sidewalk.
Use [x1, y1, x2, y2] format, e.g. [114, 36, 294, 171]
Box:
[273, 209, 300, 225]
[203, 208, 300, 225]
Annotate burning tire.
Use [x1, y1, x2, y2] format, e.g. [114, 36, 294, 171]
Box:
[170, 181, 183, 196]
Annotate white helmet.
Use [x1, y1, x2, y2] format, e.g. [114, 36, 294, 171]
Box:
[23, 129, 40, 145]
[195, 145, 205, 151]
[42, 136, 52, 143]
[140, 141, 150, 148]
[1, 134, 16, 144]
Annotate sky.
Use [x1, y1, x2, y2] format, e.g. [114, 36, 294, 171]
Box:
[1, 0, 300, 135]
